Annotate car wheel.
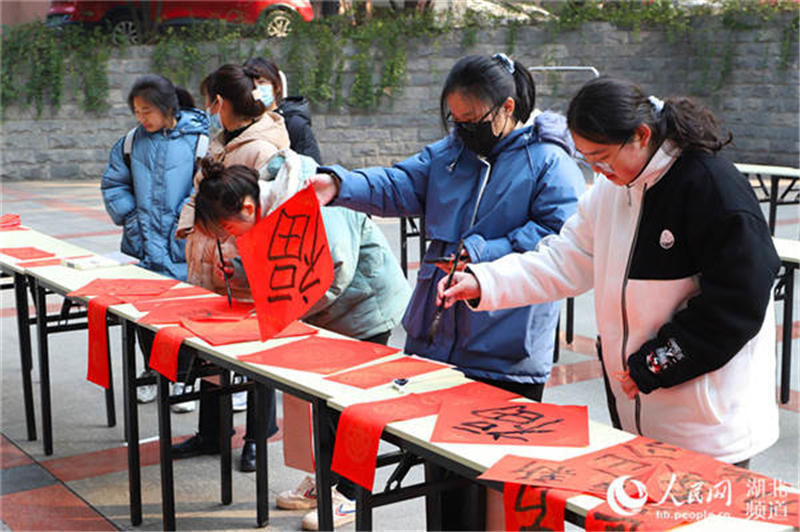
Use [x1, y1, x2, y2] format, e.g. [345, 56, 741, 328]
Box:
[110, 17, 139, 45]
[262, 9, 294, 38]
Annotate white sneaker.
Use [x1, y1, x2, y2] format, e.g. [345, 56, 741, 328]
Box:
[301, 488, 355, 530]
[232, 391, 247, 412]
[136, 369, 157, 403]
[276, 475, 318, 510]
[170, 382, 196, 413]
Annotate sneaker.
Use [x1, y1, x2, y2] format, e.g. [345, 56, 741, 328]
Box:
[232, 391, 247, 412]
[277, 475, 318, 510]
[136, 369, 157, 403]
[301, 488, 355, 530]
[170, 382, 196, 413]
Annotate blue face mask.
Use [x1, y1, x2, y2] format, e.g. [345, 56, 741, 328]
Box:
[205, 108, 222, 132]
[257, 84, 274, 108]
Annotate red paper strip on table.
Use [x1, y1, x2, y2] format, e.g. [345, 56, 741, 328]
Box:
[331, 382, 520, 490]
[148, 326, 194, 382]
[0, 247, 55, 260]
[137, 298, 253, 325]
[86, 295, 121, 389]
[431, 400, 589, 447]
[504, 484, 576, 531]
[181, 318, 316, 346]
[236, 184, 334, 341]
[17, 254, 93, 269]
[0, 214, 22, 229]
[324, 356, 448, 389]
[68, 278, 178, 298]
[125, 286, 214, 306]
[237, 335, 398, 374]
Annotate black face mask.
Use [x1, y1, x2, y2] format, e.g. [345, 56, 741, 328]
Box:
[455, 119, 503, 157]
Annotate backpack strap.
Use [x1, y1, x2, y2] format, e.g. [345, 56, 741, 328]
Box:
[122, 127, 137, 172]
[194, 134, 209, 173]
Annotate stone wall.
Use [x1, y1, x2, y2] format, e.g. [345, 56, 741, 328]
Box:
[1, 16, 797, 180]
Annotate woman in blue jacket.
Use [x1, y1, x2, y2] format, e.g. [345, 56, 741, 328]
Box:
[102, 74, 208, 280]
[312, 54, 585, 402]
[101, 74, 209, 403]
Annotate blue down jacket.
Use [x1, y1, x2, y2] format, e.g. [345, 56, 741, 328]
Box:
[324, 112, 585, 383]
[101, 108, 208, 280]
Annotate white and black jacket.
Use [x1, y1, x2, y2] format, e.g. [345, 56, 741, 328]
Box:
[469, 142, 780, 462]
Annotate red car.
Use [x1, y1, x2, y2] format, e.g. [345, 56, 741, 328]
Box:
[47, 0, 314, 42]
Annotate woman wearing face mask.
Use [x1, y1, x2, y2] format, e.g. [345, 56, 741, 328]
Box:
[439, 76, 780, 468]
[244, 56, 323, 164]
[311, 54, 585, 402]
[173, 63, 290, 466]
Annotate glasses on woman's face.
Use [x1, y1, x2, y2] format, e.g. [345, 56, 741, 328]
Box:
[581, 136, 630, 174]
[447, 103, 500, 131]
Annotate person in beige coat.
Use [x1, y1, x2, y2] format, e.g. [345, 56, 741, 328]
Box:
[176, 63, 290, 298]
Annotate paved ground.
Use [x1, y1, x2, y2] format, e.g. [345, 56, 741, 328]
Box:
[0, 179, 797, 531]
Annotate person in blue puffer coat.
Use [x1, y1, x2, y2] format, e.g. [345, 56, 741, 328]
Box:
[102, 74, 209, 281]
[311, 54, 585, 404]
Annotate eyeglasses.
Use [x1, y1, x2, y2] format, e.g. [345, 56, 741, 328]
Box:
[581, 136, 630, 174]
[446, 103, 500, 132]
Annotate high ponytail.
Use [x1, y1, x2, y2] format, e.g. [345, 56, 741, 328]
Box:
[195, 159, 260, 234]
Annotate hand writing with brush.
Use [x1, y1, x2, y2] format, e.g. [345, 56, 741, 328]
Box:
[426, 239, 466, 345]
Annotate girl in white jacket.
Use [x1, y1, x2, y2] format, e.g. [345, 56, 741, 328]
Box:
[438, 76, 781, 468]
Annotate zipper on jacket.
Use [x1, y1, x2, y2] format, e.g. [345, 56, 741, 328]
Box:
[620, 183, 647, 435]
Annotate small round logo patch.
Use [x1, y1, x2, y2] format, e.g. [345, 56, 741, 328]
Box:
[659, 229, 675, 250]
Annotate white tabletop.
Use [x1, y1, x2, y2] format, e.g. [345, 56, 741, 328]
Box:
[0, 227, 97, 274]
[774, 237, 800, 264]
[735, 163, 800, 178]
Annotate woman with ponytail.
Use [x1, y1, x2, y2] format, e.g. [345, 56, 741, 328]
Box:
[440, 76, 780, 468]
[312, 54, 584, 403]
[101, 74, 209, 404]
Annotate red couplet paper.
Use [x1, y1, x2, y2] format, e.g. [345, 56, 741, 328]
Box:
[181, 318, 316, 346]
[86, 295, 121, 388]
[148, 326, 194, 382]
[323, 356, 448, 389]
[237, 335, 398, 374]
[17, 254, 93, 268]
[331, 382, 518, 491]
[504, 484, 576, 531]
[432, 400, 589, 447]
[0, 214, 22, 229]
[282, 394, 316, 473]
[0, 247, 55, 260]
[137, 298, 253, 325]
[125, 286, 214, 306]
[236, 184, 334, 342]
[68, 278, 178, 298]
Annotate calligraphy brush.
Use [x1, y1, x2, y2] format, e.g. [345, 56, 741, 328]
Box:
[216, 238, 233, 307]
[426, 238, 465, 346]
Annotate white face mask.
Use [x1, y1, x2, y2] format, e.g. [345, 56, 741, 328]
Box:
[205, 108, 222, 132]
[256, 83, 274, 108]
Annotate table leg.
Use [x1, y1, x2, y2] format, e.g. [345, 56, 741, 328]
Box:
[313, 397, 334, 531]
[14, 273, 36, 441]
[104, 321, 116, 428]
[780, 265, 795, 404]
[220, 370, 232, 505]
[157, 373, 176, 531]
[769, 176, 778, 235]
[254, 383, 269, 527]
[355, 485, 372, 531]
[122, 321, 142, 526]
[33, 279, 53, 456]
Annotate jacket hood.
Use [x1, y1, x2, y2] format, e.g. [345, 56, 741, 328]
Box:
[531, 111, 575, 156]
[278, 96, 312, 125]
[173, 107, 209, 137]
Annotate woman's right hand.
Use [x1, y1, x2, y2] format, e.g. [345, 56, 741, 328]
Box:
[310, 172, 339, 206]
[436, 271, 482, 309]
[214, 257, 235, 284]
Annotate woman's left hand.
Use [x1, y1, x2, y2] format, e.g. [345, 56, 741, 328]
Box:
[615, 371, 640, 399]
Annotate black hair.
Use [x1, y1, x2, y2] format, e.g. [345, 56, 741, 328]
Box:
[439, 54, 536, 131]
[243, 57, 283, 104]
[567, 76, 732, 154]
[195, 159, 260, 234]
[127, 74, 193, 116]
[202, 64, 266, 119]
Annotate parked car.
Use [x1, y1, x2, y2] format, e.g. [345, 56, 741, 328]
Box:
[46, 0, 314, 43]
